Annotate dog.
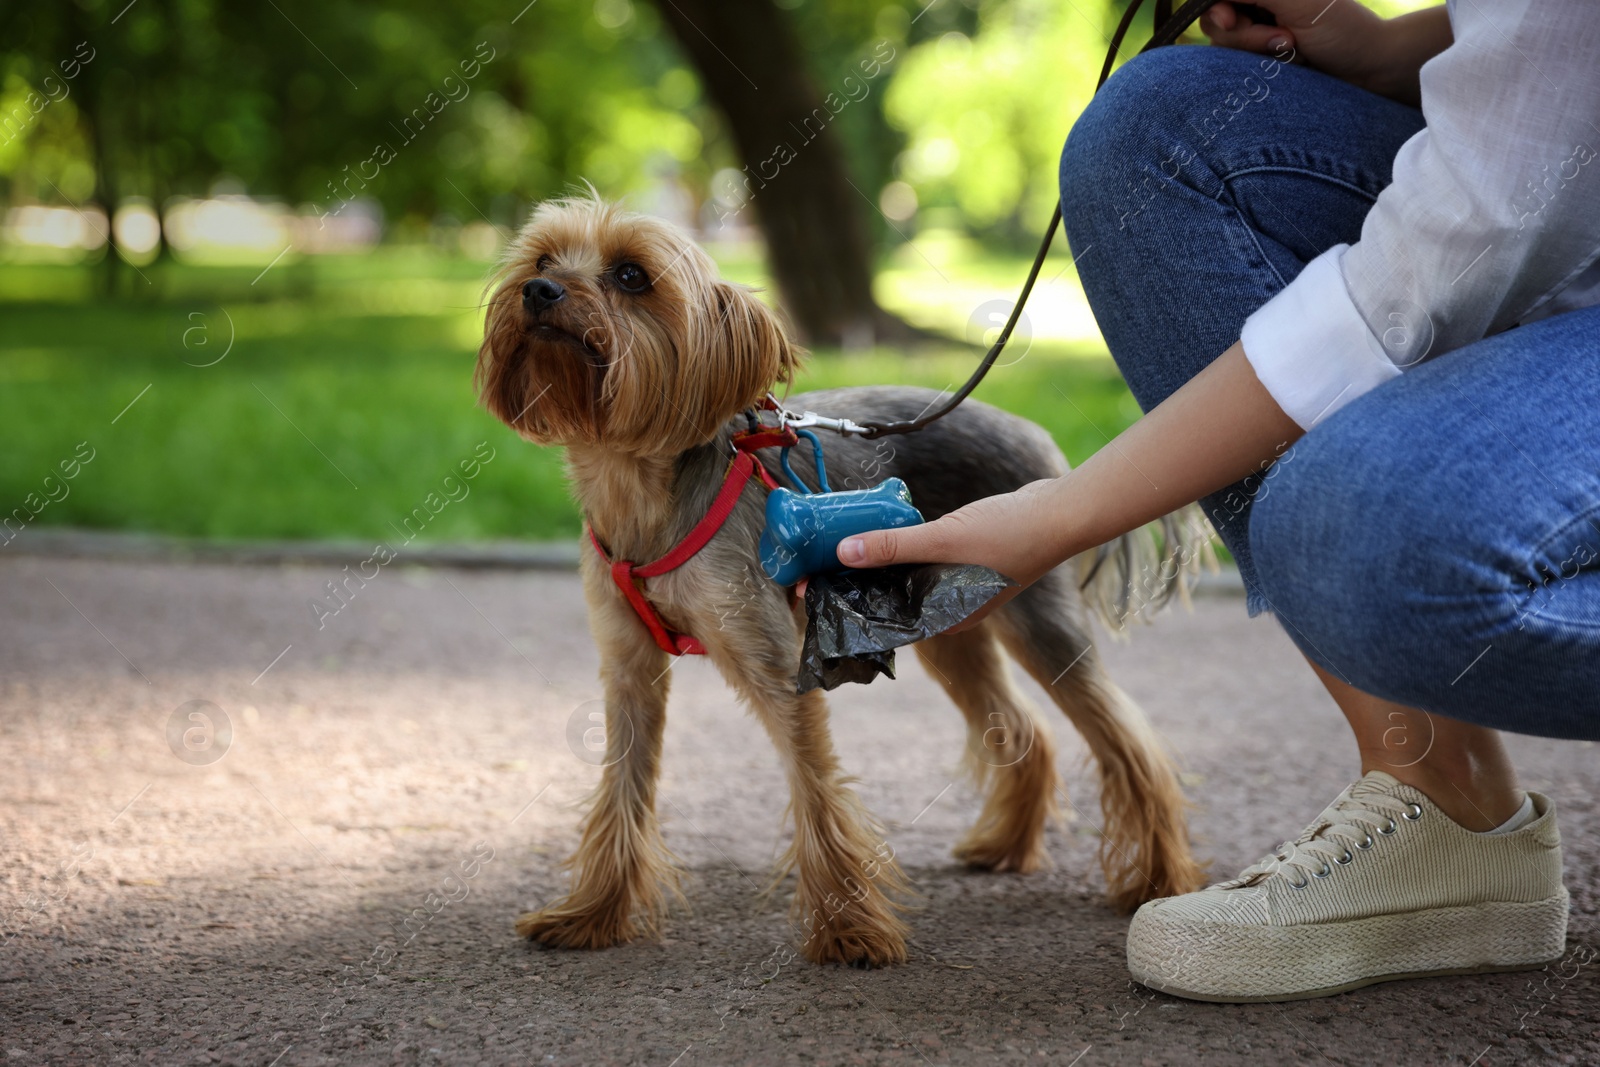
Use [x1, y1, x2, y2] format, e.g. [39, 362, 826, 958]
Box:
[476, 196, 1207, 967]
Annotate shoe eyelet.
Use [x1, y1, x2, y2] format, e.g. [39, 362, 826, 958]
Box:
[1403, 802, 1422, 821]
[1312, 862, 1332, 879]
[1377, 818, 1398, 836]
[1335, 849, 1354, 866]
[1355, 833, 1374, 850]
[1288, 876, 1309, 890]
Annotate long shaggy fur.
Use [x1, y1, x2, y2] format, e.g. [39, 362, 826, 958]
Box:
[479, 196, 1205, 966]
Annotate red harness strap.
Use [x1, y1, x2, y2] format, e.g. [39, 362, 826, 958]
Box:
[587, 425, 796, 657]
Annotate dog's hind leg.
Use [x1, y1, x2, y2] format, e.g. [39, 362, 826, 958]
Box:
[913, 623, 1059, 873]
[992, 570, 1205, 911]
[517, 558, 681, 950]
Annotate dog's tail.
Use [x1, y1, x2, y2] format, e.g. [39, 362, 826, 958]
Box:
[1075, 504, 1217, 634]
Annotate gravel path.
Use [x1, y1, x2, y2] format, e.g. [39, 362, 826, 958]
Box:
[2, 556, 1595, 1066]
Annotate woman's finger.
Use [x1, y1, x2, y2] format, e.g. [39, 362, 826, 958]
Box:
[838, 505, 987, 568]
[1205, 22, 1296, 55]
[838, 522, 935, 568]
[1199, 2, 1239, 35]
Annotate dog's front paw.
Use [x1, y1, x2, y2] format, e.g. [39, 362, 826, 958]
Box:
[794, 886, 909, 968]
[799, 915, 908, 968]
[516, 899, 636, 950]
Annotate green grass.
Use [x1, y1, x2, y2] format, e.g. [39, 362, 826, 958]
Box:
[0, 247, 1138, 544]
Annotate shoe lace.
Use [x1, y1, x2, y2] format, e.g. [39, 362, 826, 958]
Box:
[1229, 781, 1421, 889]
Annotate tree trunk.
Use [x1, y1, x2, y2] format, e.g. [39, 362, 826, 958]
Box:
[651, 0, 920, 347]
[63, 2, 124, 297]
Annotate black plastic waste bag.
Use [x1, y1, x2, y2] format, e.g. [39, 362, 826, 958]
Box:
[797, 564, 1016, 693]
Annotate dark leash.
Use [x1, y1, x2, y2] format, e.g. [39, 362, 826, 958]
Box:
[777, 0, 1249, 441]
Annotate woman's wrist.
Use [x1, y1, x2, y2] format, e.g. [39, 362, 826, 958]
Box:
[1037, 469, 1100, 575]
[1349, 7, 1452, 106]
[968, 475, 1095, 589]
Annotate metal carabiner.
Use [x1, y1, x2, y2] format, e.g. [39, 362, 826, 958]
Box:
[763, 392, 873, 437]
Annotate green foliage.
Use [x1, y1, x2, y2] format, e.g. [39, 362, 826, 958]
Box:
[883, 0, 1439, 243]
[885, 0, 1116, 238]
[1, 0, 1445, 256]
[0, 0, 722, 232]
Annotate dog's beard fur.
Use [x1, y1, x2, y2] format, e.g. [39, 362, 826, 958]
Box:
[477, 197, 801, 456]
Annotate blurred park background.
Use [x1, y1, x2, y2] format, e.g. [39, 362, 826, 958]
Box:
[1, 0, 1426, 545]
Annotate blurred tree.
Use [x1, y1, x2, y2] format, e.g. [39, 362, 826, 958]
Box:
[0, 0, 711, 283]
[650, 0, 919, 345]
[5, 0, 1217, 324]
[2, 0, 943, 342]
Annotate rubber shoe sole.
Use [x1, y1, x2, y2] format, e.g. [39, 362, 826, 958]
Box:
[1128, 892, 1569, 1004]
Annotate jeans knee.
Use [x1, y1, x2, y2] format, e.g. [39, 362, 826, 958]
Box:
[1060, 46, 1251, 242]
[1248, 414, 1503, 672]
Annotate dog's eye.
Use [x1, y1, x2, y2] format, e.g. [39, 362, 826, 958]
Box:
[536, 254, 552, 272]
[614, 263, 650, 293]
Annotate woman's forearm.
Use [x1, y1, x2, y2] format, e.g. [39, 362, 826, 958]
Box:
[1044, 341, 1303, 563]
[838, 341, 1303, 592]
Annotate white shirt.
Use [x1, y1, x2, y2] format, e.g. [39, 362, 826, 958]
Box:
[1239, 0, 1600, 430]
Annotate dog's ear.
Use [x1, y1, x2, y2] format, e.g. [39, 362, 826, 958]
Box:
[709, 281, 804, 399]
[610, 275, 807, 456]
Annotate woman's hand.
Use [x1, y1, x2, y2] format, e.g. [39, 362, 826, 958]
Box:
[837, 341, 1305, 632]
[1201, 1, 1451, 107]
[835, 478, 1079, 630]
[1200, 0, 1383, 78]
[836, 477, 1072, 582]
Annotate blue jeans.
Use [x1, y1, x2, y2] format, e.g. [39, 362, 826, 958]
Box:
[1060, 45, 1600, 740]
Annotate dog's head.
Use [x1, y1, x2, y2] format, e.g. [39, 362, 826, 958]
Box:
[477, 196, 802, 454]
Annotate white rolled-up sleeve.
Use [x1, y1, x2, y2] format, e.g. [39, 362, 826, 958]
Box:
[1238, 0, 1600, 431]
[1240, 246, 1401, 429]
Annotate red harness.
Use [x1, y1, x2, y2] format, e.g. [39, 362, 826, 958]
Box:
[586, 421, 798, 657]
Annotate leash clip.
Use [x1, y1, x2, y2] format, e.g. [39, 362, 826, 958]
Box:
[764, 393, 873, 437]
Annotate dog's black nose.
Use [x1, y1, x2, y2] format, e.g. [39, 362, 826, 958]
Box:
[523, 277, 566, 311]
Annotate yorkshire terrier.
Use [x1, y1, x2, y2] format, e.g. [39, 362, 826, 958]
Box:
[477, 197, 1206, 967]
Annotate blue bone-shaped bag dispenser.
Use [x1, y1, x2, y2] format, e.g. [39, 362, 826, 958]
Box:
[754, 428, 1009, 692]
[759, 478, 924, 586]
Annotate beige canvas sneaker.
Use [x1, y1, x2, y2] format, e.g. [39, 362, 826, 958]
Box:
[1126, 771, 1568, 1003]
